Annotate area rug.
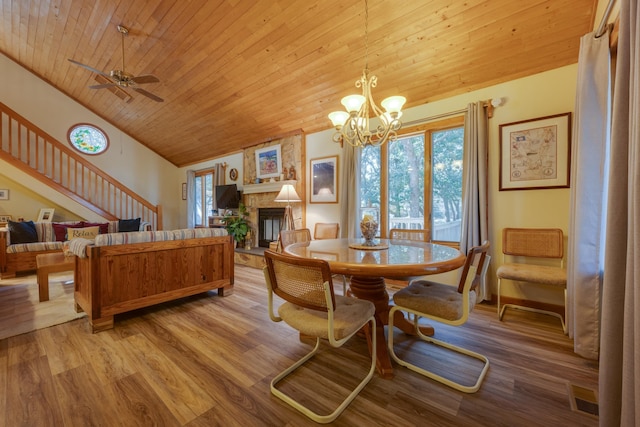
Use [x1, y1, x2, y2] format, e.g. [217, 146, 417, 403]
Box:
[0, 271, 86, 340]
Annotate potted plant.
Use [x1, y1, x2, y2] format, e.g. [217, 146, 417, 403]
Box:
[223, 202, 250, 247]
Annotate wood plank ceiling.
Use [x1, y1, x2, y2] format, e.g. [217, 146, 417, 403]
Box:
[0, 0, 597, 167]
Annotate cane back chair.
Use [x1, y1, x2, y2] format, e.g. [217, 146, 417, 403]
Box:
[263, 250, 376, 423]
[496, 228, 567, 333]
[388, 241, 491, 393]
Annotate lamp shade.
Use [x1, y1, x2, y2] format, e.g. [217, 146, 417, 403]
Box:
[381, 96, 406, 114]
[274, 184, 301, 203]
[341, 94, 366, 113]
[328, 111, 349, 127]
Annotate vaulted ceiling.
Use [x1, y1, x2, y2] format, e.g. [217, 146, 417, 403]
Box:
[0, 0, 597, 167]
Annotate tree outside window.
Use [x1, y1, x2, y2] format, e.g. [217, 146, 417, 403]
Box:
[358, 118, 464, 243]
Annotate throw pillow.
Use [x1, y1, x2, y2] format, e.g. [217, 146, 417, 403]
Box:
[8, 220, 38, 244]
[52, 222, 84, 242]
[67, 226, 100, 240]
[118, 218, 141, 232]
[81, 221, 109, 234]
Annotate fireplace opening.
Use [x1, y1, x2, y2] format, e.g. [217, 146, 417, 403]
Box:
[258, 208, 285, 248]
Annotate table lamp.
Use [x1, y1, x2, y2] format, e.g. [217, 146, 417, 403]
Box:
[274, 184, 301, 231]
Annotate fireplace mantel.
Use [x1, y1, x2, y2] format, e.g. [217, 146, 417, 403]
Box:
[243, 180, 296, 194]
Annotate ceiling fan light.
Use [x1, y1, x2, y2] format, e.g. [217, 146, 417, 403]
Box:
[381, 96, 406, 114]
[341, 95, 366, 113]
[328, 111, 349, 127]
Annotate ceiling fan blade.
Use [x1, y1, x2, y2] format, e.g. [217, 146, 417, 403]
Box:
[130, 74, 160, 84]
[132, 87, 164, 102]
[89, 83, 117, 89]
[68, 59, 112, 80]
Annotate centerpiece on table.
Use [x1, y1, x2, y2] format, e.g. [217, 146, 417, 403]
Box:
[359, 214, 379, 247]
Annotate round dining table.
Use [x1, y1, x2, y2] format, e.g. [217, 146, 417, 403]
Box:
[284, 237, 465, 378]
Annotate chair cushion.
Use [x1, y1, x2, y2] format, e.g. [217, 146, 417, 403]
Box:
[6, 241, 63, 254]
[278, 295, 374, 340]
[393, 281, 477, 322]
[496, 263, 566, 287]
[8, 220, 38, 244]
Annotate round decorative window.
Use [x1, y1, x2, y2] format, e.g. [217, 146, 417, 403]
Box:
[67, 123, 109, 155]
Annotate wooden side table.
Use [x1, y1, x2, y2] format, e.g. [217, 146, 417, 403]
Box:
[36, 253, 75, 302]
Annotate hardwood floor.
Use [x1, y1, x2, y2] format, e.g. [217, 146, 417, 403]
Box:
[0, 265, 599, 426]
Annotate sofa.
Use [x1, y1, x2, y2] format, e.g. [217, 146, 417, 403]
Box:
[0, 219, 150, 278]
[69, 227, 234, 332]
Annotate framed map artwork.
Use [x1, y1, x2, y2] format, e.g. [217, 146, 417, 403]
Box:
[499, 112, 572, 191]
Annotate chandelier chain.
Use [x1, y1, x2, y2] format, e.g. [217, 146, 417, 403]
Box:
[364, 0, 369, 71]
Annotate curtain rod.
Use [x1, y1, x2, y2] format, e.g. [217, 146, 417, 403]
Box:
[402, 108, 468, 128]
[595, 0, 616, 38]
[400, 98, 499, 128]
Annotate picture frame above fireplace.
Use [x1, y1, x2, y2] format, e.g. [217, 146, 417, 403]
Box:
[255, 144, 282, 179]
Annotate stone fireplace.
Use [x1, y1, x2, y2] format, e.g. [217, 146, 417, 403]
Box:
[240, 134, 304, 251]
[243, 187, 303, 249]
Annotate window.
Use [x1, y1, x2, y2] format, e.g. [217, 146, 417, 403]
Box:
[67, 123, 109, 155]
[194, 169, 214, 227]
[358, 117, 464, 243]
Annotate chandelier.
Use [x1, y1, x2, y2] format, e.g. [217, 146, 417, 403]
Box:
[328, 0, 406, 148]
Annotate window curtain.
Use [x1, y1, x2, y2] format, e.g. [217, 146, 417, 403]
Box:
[460, 102, 489, 301]
[186, 169, 196, 228]
[214, 163, 225, 185]
[213, 163, 225, 211]
[567, 29, 611, 360]
[599, 0, 640, 424]
[341, 143, 359, 238]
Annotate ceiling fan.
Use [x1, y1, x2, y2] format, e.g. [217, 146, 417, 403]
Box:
[68, 25, 163, 102]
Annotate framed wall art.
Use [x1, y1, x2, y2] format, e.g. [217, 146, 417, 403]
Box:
[310, 155, 338, 203]
[0, 189, 8, 200]
[37, 208, 55, 222]
[499, 112, 572, 191]
[255, 144, 282, 179]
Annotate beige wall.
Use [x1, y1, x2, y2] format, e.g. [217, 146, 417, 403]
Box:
[0, 174, 81, 222]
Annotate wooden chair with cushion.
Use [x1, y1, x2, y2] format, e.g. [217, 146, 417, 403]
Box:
[313, 222, 340, 240]
[263, 250, 376, 424]
[496, 227, 567, 333]
[389, 228, 429, 242]
[388, 241, 491, 393]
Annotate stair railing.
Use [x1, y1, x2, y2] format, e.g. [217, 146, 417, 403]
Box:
[0, 102, 162, 230]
